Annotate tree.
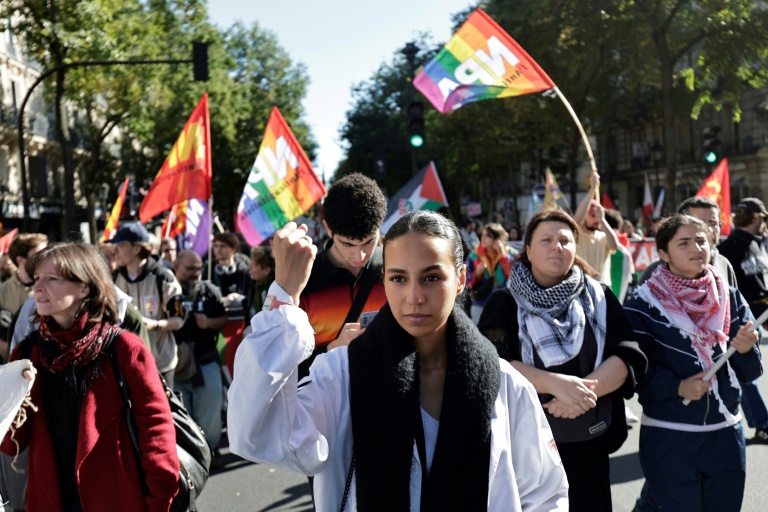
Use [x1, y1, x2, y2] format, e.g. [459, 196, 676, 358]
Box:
[2, 0, 209, 239]
[121, 18, 316, 228]
[4, 0, 316, 238]
[2, 0, 112, 237]
[613, 0, 768, 207]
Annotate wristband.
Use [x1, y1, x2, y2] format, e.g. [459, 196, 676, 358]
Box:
[263, 295, 291, 311]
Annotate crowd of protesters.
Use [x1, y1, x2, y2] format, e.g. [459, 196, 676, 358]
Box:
[1, 171, 767, 512]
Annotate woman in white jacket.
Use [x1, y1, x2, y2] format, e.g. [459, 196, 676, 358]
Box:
[227, 211, 568, 511]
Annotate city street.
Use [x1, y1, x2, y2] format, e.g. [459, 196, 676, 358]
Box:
[200, 356, 768, 512]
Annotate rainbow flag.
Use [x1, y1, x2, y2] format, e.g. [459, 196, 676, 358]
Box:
[139, 94, 212, 222]
[414, 8, 555, 113]
[380, 162, 448, 234]
[161, 199, 211, 257]
[100, 178, 130, 243]
[237, 107, 327, 246]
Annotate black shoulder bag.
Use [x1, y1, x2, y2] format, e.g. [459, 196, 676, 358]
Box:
[108, 332, 213, 512]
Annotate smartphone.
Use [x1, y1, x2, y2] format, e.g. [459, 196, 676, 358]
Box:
[359, 311, 379, 328]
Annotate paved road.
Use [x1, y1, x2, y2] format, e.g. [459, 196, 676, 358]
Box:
[200, 366, 768, 512]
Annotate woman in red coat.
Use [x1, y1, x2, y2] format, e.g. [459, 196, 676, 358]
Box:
[1, 242, 178, 512]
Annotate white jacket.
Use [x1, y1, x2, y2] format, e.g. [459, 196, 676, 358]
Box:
[227, 283, 568, 512]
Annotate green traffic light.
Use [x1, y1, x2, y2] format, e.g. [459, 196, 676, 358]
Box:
[705, 151, 717, 163]
[410, 134, 424, 148]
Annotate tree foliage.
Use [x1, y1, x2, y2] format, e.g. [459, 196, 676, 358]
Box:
[2, 0, 315, 236]
[337, 0, 768, 218]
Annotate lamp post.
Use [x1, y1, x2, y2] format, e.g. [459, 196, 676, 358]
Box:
[17, 43, 208, 234]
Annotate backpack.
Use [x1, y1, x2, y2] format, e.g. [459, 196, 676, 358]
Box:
[107, 331, 213, 511]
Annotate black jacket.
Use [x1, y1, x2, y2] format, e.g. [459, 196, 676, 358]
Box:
[718, 228, 768, 318]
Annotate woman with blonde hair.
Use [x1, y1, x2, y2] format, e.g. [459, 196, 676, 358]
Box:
[1, 242, 178, 511]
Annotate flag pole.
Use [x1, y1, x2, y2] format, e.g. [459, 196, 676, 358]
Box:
[164, 208, 175, 238]
[207, 196, 214, 280]
[552, 86, 599, 200]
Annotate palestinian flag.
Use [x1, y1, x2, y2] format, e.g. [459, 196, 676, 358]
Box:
[380, 162, 449, 234]
[609, 249, 634, 303]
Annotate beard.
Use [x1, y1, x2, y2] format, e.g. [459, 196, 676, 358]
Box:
[583, 224, 599, 232]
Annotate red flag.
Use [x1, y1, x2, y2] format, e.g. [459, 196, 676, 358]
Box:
[642, 173, 654, 224]
[0, 228, 18, 254]
[161, 203, 184, 238]
[139, 94, 212, 222]
[100, 178, 130, 243]
[697, 159, 731, 235]
[601, 192, 617, 211]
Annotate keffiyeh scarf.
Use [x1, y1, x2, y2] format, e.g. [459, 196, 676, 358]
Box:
[641, 264, 738, 419]
[507, 262, 606, 369]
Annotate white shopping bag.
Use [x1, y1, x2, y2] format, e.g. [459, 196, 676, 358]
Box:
[0, 360, 35, 441]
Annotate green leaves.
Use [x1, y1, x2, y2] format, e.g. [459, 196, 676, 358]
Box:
[3, 0, 315, 228]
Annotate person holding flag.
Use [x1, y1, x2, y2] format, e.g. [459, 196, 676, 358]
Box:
[624, 214, 762, 511]
[573, 172, 620, 286]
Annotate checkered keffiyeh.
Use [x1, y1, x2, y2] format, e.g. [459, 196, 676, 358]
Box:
[507, 263, 606, 369]
[640, 264, 739, 422]
[644, 264, 730, 376]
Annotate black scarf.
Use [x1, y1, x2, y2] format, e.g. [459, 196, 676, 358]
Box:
[348, 303, 500, 511]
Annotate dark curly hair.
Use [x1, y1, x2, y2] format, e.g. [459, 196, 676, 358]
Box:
[323, 173, 387, 239]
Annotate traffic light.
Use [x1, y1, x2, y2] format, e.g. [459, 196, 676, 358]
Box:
[193, 42, 209, 82]
[702, 126, 721, 164]
[406, 101, 425, 148]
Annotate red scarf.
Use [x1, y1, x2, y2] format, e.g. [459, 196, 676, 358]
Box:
[36, 312, 113, 373]
[646, 265, 730, 371]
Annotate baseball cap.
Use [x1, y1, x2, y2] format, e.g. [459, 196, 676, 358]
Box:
[737, 198, 768, 217]
[105, 223, 149, 244]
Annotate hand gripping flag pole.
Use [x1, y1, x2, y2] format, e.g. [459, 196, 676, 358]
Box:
[682, 308, 768, 406]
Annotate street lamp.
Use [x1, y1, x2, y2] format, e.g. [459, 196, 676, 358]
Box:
[651, 140, 663, 191]
[17, 43, 209, 235]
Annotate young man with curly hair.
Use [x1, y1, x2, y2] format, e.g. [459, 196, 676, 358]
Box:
[296, 172, 388, 378]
